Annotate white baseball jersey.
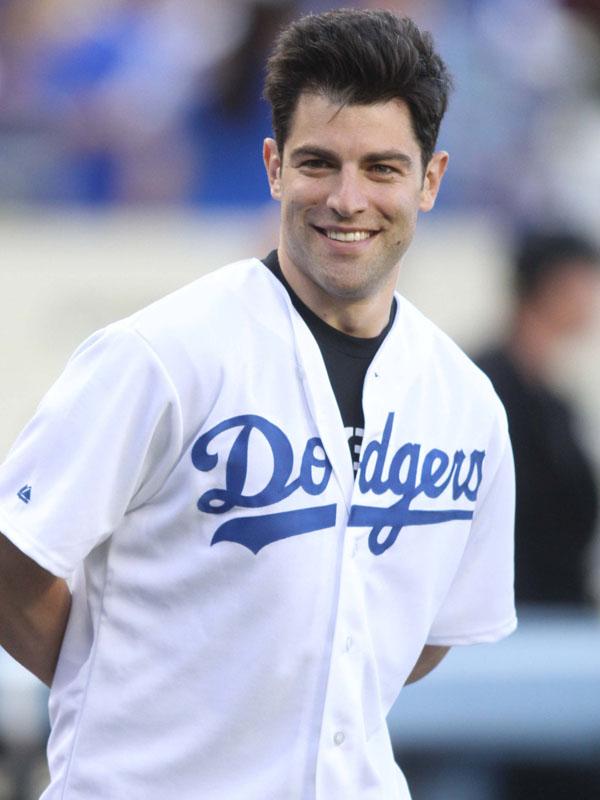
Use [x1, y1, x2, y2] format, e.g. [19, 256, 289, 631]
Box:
[0, 258, 516, 800]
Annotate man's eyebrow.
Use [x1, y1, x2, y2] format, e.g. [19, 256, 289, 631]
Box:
[289, 146, 338, 161]
[363, 150, 414, 167]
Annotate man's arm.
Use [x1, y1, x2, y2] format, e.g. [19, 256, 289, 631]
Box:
[404, 645, 449, 685]
[0, 533, 71, 687]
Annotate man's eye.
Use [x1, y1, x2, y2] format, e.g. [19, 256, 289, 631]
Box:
[301, 159, 330, 169]
[371, 164, 396, 176]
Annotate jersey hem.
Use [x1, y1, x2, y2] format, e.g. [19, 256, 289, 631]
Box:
[425, 614, 517, 646]
[0, 506, 72, 579]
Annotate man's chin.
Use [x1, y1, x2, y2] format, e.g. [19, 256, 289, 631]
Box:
[316, 273, 379, 303]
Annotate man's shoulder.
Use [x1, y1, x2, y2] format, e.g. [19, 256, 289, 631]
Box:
[124, 256, 287, 341]
[83, 255, 293, 411]
[138, 256, 270, 316]
[392, 294, 505, 412]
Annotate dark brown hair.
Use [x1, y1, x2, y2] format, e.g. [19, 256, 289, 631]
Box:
[514, 229, 600, 300]
[263, 8, 452, 170]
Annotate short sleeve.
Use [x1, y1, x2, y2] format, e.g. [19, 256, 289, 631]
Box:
[426, 411, 517, 645]
[0, 325, 182, 578]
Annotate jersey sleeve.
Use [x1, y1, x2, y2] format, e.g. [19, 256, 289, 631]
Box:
[426, 410, 517, 646]
[0, 325, 183, 578]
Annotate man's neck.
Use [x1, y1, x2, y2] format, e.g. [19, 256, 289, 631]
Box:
[277, 249, 397, 338]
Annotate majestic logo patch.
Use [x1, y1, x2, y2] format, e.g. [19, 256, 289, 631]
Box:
[191, 413, 485, 555]
[17, 485, 32, 504]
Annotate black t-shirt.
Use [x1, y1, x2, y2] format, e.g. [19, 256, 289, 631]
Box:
[262, 251, 396, 472]
[476, 346, 598, 607]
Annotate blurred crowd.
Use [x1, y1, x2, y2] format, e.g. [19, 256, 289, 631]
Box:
[0, 0, 599, 233]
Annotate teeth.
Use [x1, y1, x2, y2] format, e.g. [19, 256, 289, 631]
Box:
[326, 230, 371, 242]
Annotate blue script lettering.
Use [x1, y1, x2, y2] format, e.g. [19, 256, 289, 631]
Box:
[191, 415, 335, 552]
[358, 413, 394, 495]
[351, 412, 486, 554]
[420, 449, 451, 497]
[192, 412, 486, 556]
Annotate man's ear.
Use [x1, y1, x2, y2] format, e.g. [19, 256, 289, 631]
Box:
[419, 151, 449, 212]
[263, 138, 282, 200]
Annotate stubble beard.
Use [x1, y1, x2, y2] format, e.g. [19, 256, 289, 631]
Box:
[300, 232, 407, 303]
[281, 204, 412, 304]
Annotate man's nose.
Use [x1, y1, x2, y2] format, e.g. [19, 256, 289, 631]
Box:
[326, 168, 368, 218]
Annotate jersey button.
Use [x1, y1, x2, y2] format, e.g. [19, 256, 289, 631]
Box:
[345, 636, 353, 652]
[333, 731, 345, 746]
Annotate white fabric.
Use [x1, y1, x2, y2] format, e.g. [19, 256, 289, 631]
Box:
[0, 258, 516, 800]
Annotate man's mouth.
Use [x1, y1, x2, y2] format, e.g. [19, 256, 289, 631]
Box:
[313, 226, 377, 242]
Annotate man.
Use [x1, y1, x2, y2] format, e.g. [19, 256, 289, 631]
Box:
[477, 229, 599, 610]
[476, 229, 600, 800]
[0, 10, 516, 799]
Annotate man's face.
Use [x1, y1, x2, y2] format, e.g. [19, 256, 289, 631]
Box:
[534, 262, 600, 337]
[264, 92, 447, 314]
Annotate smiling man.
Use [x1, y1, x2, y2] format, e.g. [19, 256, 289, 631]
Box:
[0, 10, 516, 800]
[264, 94, 447, 336]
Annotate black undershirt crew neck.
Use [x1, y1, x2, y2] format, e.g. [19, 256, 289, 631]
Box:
[262, 250, 396, 472]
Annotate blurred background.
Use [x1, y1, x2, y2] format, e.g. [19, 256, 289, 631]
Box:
[1, 0, 600, 798]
